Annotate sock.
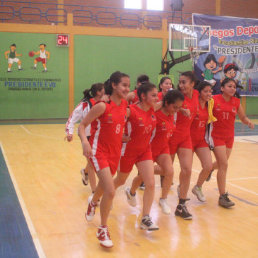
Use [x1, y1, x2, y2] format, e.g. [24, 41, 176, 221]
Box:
[18, 65, 21, 69]
[179, 198, 186, 205]
[34, 64, 37, 67]
[8, 68, 11, 71]
[44, 68, 47, 71]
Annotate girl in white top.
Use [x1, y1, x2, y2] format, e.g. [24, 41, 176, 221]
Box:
[65, 83, 105, 193]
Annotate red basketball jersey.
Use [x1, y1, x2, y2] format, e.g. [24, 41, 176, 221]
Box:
[121, 104, 156, 155]
[190, 102, 208, 141]
[174, 89, 199, 136]
[130, 89, 139, 104]
[157, 92, 164, 101]
[90, 99, 127, 156]
[151, 109, 175, 149]
[212, 94, 240, 138]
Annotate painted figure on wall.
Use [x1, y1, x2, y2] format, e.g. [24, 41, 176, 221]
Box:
[4, 43, 23, 72]
[31, 43, 50, 72]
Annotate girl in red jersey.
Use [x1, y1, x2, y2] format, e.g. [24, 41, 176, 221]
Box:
[78, 71, 130, 248]
[113, 82, 159, 231]
[210, 78, 254, 208]
[157, 76, 174, 101]
[151, 90, 184, 214]
[65, 83, 104, 192]
[169, 71, 199, 220]
[126, 74, 149, 104]
[190, 81, 214, 202]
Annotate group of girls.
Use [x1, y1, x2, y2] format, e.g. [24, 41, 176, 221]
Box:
[66, 71, 254, 249]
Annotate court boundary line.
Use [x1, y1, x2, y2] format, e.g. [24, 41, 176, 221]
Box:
[0, 142, 46, 258]
[174, 162, 258, 197]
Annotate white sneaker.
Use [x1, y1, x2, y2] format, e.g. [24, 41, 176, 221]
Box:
[140, 215, 159, 231]
[80, 168, 88, 185]
[125, 187, 137, 207]
[159, 198, 171, 214]
[88, 193, 100, 206]
[85, 200, 97, 221]
[192, 185, 206, 202]
[96, 226, 113, 248]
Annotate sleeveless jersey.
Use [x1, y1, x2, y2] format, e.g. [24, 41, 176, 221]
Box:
[121, 104, 156, 155]
[212, 94, 240, 138]
[9, 50, 16, 58]
[151, 109, 175, 149]
[157, 92, 164, 101]
[90, 99, 128, 156]
[130, 89, 139, 104]
[174, 89, 199, 137]
[190, 102, 208, 141]
[40, 50, 46, 58]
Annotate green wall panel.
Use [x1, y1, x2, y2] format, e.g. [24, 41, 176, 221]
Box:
[0, 32, 69, 119]
[74, 35, 162, 105]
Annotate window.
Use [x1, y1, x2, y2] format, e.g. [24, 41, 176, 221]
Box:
[147, 0, 164, 11]
[124, 0, 142, 9]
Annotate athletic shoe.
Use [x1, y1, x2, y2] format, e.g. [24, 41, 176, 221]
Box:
[218, 193, 235, 208]
[42, 70, 47, 72]
[85, 200, 97, 221]
[96, 225, 113, 248]
[125, 187, 137, 207]
[88, 193, 100, 207]
[18, 68, 23, 71]
[7, 70, 12, 72]
[80, 168, 88, 185]
[140, 215, 159, 231]
[139, 182, 145, 190]
[175, 204, 192, 220]
[192, 185, 206, 202]
[159, 198, 171, 214]
[206, 169, 214, 181]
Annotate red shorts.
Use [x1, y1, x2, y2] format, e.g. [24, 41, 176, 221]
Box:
[212, 136, 234, 149]
[36, 57, 46, 64]
[151, 144, 170, 162]
[169, 134, 192, 155]
[90, 151, 119, 176]
[119, 147, 153, 173]
[191, 137, 209, 151]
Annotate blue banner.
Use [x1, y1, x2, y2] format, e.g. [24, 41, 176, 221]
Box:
[192, 14, 258, 96]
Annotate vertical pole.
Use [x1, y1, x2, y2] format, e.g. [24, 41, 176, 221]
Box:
[216, 0, 221, 15]
[67, 13, 74, 115]
[242, 96, 247, 114]
[162, 18, 168, 74]
[57, 0, 64, 23]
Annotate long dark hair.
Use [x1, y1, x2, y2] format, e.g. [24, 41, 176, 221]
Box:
[204, 54, 217, 66]
[137, 82, 156, 101]
[162, 90, 184, 107]
[195, 81, 212, 93]
[82, 83, 104, 101]
[105, 71, 129, 95]
[159, 76, 173, 92]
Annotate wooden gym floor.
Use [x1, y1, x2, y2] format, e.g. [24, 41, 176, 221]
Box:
[0, 122, 258, 258]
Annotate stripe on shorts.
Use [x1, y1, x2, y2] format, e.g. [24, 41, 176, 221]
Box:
[121, 121, 132, 156]
[92, 119, 101, 171]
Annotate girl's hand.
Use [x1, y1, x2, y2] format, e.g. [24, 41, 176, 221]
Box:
[181, 108, 191, 117]
[248, 121, 255, 130]
[82, 141, 93, 158]
[66, 134, 73, 142]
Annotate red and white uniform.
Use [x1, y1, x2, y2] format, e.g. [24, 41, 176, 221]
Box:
[169, 89, 199, 154]
[211, 94, 240, 148]
[89, 99, 128, 175]
[190, 102, 209, 151]
[119, 104, 156, 173]
[151, 109, 175, 161]
[65, 98, 96, 136]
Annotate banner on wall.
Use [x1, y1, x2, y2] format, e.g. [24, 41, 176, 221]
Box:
[192, 13, 258, 96]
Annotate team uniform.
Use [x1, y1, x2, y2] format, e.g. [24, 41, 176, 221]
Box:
[119, 104, 156, 173]
[157, 92, 164, 101]
[169, 89, 199, 154]
[151, 109, 175, 161]
[66, 98, 96, 138]
[8, 50, 20, 64]
[211, 94, 240, 148]
[89, 99, 128, 175]
[36, 50, 47, 64]
[190, 102, 209, 151]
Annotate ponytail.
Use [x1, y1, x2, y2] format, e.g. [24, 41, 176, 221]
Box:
[105, 71, 129, 95]
[82, 83, 104, 101]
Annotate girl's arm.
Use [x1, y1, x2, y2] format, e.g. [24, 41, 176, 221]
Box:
[237, 105, 255, 129]
[78, 102, 106, 157]
[126, 91, 135, 104]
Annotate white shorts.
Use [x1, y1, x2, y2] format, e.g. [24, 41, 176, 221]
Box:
[8, 58, 20, 64]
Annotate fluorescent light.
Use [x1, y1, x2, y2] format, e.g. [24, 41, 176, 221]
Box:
[147, 0, 164, 11]
[124, 0, 142, 9]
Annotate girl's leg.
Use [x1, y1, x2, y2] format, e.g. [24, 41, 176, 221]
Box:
[195, 147, 213, 187]
[155, 154, 173, 199]
[113, 171, 130, 189]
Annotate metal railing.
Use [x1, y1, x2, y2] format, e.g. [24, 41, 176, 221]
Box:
[0, 0, 192, 28]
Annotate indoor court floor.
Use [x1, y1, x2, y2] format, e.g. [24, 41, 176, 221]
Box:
[0, 122, 258, 258]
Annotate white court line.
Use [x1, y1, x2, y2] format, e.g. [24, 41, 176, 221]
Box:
[227, 177, 258, 181]
[174, 162, 258, 196]
[0, 142, 46, 258]
[20, 124, 80, 142]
